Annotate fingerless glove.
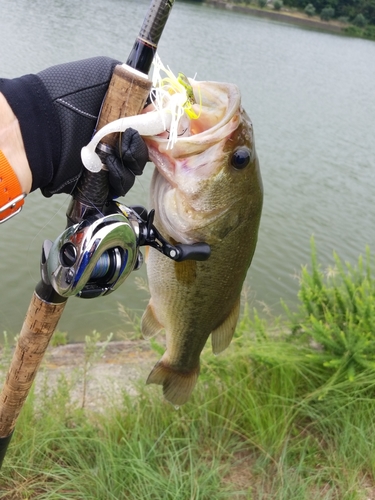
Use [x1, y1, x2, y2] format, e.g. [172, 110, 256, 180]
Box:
[0, 57, 149, 198]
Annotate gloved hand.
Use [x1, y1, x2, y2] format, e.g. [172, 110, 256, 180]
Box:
[106, 127, 149, 198]
[0, 57, 149, 198]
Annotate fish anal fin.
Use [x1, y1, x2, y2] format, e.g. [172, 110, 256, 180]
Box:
[211, 298, 241, 355]
[146, 357, 200, 406]
[141, 302, 164, 339]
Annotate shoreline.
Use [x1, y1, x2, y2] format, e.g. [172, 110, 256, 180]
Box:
[205, 0, 348, 34]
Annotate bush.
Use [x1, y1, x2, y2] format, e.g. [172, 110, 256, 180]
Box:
[274, 0, 283, 9]
[320, 6, 335, 20]
[353, 13, 367, 27]
[285, 238, 375, 384]
[343, 25, 363, 37]
[304, 3, 316, 16]
[364, 24, 375, 39]
[258, 0, 267, 7]
[344, 24, 375, 40]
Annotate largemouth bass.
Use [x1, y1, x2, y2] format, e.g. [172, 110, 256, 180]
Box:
[141, 80, 263, 405]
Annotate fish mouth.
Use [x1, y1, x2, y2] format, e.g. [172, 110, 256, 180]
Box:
[145, 80, 247, 244]
[145, 80, 242, 178]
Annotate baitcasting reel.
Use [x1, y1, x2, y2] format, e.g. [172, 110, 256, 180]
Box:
[44, 202, 211, 299]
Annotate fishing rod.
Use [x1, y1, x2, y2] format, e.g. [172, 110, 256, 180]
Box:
[0, 0, 179, 469]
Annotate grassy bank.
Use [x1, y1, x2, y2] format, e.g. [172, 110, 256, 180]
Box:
[1, 240, 375, 498]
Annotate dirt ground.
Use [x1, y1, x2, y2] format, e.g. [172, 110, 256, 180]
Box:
[30, 340, 159, 410]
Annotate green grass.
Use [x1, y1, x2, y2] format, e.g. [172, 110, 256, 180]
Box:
[1, 242, 375, 498]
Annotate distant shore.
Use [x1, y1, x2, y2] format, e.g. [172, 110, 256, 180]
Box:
[205, 0, 348, 34]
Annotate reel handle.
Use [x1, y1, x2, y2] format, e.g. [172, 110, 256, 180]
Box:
[174, 243, 211, 262]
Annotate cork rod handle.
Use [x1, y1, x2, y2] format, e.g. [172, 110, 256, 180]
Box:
[0, 292, 66, 438]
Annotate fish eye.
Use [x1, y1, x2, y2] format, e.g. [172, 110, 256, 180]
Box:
[231, 148, 251, 170]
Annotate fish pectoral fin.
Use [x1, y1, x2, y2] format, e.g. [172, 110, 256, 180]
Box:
[141, 302, 164, 339]
[146, 357, 200, 406]
[211, 298, 241, 355]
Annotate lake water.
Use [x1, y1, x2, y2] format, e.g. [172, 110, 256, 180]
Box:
[1, 0, 374, 342]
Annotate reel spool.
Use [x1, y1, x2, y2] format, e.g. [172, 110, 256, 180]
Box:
[45, 212, 139, 299]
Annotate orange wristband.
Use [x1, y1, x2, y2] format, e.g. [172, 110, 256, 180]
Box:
[0, 150, 26, 223]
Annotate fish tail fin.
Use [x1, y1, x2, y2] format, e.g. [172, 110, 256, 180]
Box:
[146, 357, 200, 406]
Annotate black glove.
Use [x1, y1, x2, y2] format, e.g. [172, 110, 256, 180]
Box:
[0, 57, 148, 197]
[106, 127, 149, 198]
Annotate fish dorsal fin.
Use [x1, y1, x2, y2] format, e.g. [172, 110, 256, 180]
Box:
[211, 298, 240, 355]
[147, 357, 200, 406]
[141, 302, 164, 339]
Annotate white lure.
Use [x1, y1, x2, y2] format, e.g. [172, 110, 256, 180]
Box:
[81, 55, 199, 173]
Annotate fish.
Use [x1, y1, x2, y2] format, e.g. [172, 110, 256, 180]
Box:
[141, 79, 263, 406]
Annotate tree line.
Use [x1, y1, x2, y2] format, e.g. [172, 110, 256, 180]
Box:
[230, 0, 375, 25]
[284, 0, 375, 25]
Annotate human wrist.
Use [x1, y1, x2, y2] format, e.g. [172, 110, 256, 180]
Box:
[0, 93, 32, 194]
